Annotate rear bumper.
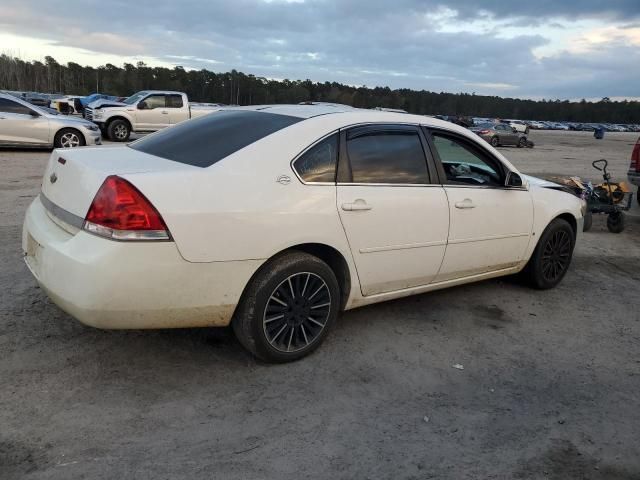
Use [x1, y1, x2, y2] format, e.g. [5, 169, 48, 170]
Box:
[22, 196, 263, 329]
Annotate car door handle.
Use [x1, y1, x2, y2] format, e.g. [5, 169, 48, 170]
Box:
[455, 199, 476, 209]
[342, 199, 372, 211]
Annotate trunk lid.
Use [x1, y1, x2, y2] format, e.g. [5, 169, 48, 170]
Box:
[41, 146, 191, 220]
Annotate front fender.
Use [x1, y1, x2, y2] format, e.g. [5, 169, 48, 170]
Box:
[523, 186, 584, 263]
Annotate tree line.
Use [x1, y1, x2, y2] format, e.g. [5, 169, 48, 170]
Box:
[1, 54, 639, 123]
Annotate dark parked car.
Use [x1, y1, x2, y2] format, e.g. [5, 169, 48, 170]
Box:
[469, 123, 528, 147]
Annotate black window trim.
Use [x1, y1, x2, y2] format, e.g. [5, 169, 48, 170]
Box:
[422, 127, 522, 190]
[290, 130, 341, 185]
[336, 123, 438, 186]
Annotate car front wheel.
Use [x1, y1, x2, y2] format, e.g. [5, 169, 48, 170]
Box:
[523, 218, 575, 289]
[232, 251, 340, 363]
[107, 119, 131, 142]
[54, 128, 85, 148]
[491, 136, 499, 147]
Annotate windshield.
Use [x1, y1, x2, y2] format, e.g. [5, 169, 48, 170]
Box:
[123, 91, 149, 105]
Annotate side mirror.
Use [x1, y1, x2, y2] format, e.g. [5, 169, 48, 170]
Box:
[138, 101, 148, 110]
[29, 110, 40, 117]
[506, 172, 523, 188]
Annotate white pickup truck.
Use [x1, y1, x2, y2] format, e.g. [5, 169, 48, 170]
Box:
[85, 90, 223, 141]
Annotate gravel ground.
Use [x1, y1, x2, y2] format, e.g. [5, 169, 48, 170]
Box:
[1, 131, 639, 480]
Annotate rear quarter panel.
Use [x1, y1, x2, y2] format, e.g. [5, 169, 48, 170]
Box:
[126, 116, 355, 265]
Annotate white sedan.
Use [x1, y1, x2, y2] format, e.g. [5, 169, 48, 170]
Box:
[22, 105, 584, 362]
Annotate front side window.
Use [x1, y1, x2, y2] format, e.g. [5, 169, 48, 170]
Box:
[166, 95, 184, 108]
[0, 98, 33, 115]
[141, 95, 166, 109]
[345, 130, 428, 184]
[293, 134, 338, 183]
[431, 133, 503, 187]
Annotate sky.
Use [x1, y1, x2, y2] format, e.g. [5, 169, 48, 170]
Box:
[1, 0, 639, 100]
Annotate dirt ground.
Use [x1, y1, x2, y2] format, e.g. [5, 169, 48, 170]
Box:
[1, 131, 639, 480]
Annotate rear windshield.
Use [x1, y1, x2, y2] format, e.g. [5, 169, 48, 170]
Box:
[129, 110, 302, 167]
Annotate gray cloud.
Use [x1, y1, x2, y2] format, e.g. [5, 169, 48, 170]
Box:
[2, 0, 639, 99]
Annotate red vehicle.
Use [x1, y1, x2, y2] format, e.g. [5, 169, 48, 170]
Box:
[629, 137, 640, 205]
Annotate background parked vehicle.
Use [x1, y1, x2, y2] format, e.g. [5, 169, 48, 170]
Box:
[502, 119, 530, 134]
[470, 122, 529, 147]
[86, 90, 223, 141]
[0, 92, 101, 148]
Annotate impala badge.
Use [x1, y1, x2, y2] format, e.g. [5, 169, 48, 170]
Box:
[276, 175, 291, 185]
[49, 172, 58, 184]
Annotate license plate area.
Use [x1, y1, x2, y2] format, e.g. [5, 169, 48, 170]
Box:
[24, 233, 43, 276]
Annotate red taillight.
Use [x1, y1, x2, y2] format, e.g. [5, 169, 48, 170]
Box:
[631, 138, 640, 172]
[84, 176, 170, 241]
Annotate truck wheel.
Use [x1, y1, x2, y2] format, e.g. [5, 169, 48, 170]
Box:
[54, 128, 85, 148]
[108, 119, 131, 142]
[583, 211, 593, 232]
[491, 136, 499, 147]
[607, 212, 625, 233]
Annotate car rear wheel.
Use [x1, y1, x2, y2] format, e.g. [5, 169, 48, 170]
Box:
[107, 119, 131, 142]
[54, 128, 85, 148]
[232, 251, 340, 363]
[518, 137, 527, 148]
[491, 136, 499, 147]
[523, 218, 575, 289]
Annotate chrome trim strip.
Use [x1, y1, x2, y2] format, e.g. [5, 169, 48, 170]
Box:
[337, 182, 442, 187]
[39, 193, 84, 229]
[360, 240, 447, 254]
[448, 232, 530, 245]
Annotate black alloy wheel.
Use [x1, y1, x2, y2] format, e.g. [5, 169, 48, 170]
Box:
[263, 272, 331, 353]
[540, 229, 572, 283]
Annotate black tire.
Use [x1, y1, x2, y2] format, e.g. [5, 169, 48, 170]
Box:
[607, 212, 625, 233]
[107, 119, 131, 142]
[582, 211, 593, 232]
[53, 128, 85, 148]
[490, 136, 499, 147]
[518, 137, 527, 148]
[523, 218, 575, 290]
[232, 251, 340, 363]
[525, 127, 530, 134]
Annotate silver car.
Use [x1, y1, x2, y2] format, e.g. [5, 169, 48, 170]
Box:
[0, 93, 101, 148]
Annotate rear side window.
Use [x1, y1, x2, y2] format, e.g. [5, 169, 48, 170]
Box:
[130, 110, 302, 167]
[166, 95, 183, 108]
[293, 134, 338, 183]
[345, 130, 428, 184]
[0, 98, 33, 115]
